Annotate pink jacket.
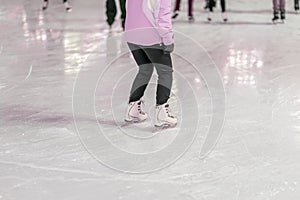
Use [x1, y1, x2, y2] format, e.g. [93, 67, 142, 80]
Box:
[125, 0, 174, 46]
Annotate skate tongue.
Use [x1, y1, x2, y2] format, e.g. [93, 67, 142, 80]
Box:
[137, 100, 145, 105]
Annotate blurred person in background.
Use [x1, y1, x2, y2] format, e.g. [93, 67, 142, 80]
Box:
[295, 0, 299, 11]
[106, 0, 126, 30]
[172, 0, 195, 22]
[272, 0, 286, 22]
[207, 0, 228, 22]
[204, 0, 215, 10]
[42, 0, 72, 12]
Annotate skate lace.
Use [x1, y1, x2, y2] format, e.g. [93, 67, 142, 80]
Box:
[137, 100, 145, 114]
[165, 105, 174, 118]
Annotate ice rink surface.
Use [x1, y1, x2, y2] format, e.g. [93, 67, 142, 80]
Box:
[1, 0, 300, 199]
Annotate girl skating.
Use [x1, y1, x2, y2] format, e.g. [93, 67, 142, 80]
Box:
[125, 0, 177, 127]
[295, 0, 300, 12]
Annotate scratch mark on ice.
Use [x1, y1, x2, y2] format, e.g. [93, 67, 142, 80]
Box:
[25, 64, 33, 80]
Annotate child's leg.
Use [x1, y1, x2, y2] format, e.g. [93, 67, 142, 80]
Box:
[106, 0, 117, 26]
[154, 55, 173, 105]
[119, 0, 126, 29]
[208, 0, 215, 12]
[172, 0, 181, 19]
[127, 43, 154, 103]
[143, 45, 173, 105]
[119, 0, 126, 20]
[272, 0, 280, 21]
[220, 0, 226, 12]
[188, 0, 194, 16]
[174, 0, 182, 12]
[144, 45, 177, 126]
[220, 0, 228, 21]
[42, 0, 49, 10]
[204, 0, 209, 9]
[63, 0, 71, 12]
[279, 0, 286, 11]
[279, 0, 286, 19]
[273, 0, 280, 11]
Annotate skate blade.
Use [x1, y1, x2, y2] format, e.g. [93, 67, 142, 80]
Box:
[172, 15, 179, 19]
[154, 122, 177, 128]
[152, 123, 177, 133]
[122, 118, 147, 127]
[274, 20, 285, 24]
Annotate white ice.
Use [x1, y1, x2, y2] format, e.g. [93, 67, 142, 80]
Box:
[1, 0, 300, 199]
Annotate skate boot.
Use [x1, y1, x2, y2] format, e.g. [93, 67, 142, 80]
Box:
[222, 12, 228, 22]
[42, 1, 49, 10]
[155, 103, 177, 127]
[125, 100, 148, 122]
[280, 10, 286, 22]
[188, 15, 195, 23]
[172, 11, 179, 19]
[64, 2, 72, 12]
[207, 12, 213, 22]
[272, 10, 279, 23]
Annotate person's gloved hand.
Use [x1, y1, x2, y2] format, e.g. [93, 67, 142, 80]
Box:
[163, 43, 174, 54]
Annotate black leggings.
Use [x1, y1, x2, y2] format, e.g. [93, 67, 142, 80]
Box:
[208, 0, 226, 12]
[128, 43, 173, 105]
[44, 0, 68, 3]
